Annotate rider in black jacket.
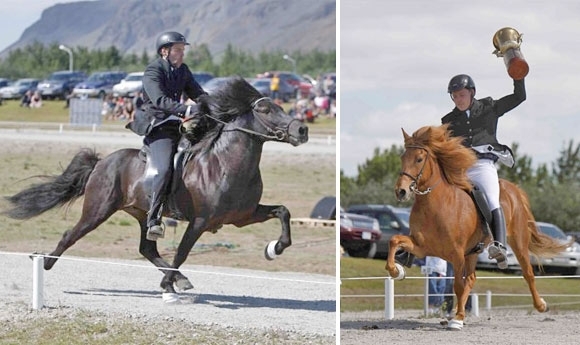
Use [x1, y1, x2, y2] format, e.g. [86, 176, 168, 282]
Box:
[127, 31, 207, 241]
[442, 74, 526, 269]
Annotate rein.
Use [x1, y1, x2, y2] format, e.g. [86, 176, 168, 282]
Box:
[185, 97, 292, 141]
[399, 145, 441, 195]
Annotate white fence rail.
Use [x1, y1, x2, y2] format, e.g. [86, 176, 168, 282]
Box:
[341, 272, 580, 320]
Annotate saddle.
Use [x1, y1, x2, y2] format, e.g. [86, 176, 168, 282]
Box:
[139, 137, 195, 221]
[465, 185, 494, 255]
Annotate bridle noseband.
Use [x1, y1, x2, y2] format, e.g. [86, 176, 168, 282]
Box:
[199, 97, 294, 141]
[399, 144, 441, 195]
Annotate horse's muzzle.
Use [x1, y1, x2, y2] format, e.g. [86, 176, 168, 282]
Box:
[288, 121, 309, 146]
[395, 187, 410, 202]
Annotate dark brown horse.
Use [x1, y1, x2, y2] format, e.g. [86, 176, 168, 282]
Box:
[3, 77, 309, 298]
[389, 124, 568, 330]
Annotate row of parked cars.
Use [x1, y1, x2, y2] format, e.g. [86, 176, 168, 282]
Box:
[0, 69, 322, 102]
[340, 204, 580, 276]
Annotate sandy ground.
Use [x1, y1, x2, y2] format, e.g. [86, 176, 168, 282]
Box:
[341, 309, 580, 345]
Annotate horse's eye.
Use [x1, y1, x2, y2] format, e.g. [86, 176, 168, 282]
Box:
[416, 157, 423, 164]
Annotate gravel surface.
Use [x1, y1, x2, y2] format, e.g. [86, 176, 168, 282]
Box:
[0, 252, 336, 340]
[341, 309, 580, 344]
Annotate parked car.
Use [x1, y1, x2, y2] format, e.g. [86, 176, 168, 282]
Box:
[0, 78, 39, 99]
[112, 71, 144, 97]
[532, 222, 580, 275]
[72, 71, 127, 99]
[249, 78, 295, 102]
[262, 71, 314, 99]
[192, 72, 214, 86]
[36, 70, 87, 100]
[340, 210, 381, 258]
[477, 221, 580, 275]
[345, 204, 410, 259]
[0, 78, 11, 88]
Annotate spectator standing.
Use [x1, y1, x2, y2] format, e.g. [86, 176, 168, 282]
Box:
[270, 73, 280, 101]
[425, 256, 447, 315]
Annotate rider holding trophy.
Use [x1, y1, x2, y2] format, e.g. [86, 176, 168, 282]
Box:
[441, 27, 528, 269]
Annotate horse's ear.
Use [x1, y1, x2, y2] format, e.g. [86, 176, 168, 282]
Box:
[402, 128, 410, 141]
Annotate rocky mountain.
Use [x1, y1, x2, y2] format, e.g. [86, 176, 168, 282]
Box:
[2, 0, 335, 58]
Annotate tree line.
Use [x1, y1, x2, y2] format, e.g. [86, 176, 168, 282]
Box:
[341, 140, 580, 232]
[0, 41, 335, 80]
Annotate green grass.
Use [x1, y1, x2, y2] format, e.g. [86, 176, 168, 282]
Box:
[340, 257, 580, 312]
[0, 98, 336, 135]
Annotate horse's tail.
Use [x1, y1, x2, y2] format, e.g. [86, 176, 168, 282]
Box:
[517, 187, 571, 257]
[3, 149, 100, 220]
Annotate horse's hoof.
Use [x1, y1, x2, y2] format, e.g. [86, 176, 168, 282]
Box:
[391, 263, 406, 280]
[162, 293, 181, 304]
[264, 240, 277, 261]
[539, 298, 549, 312]
[175, 277, 194, 291]
[447, 319, 463, 330]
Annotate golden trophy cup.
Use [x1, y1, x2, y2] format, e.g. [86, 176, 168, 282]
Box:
[492, 27, 529, 80]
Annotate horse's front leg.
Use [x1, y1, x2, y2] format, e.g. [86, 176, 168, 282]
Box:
[233, 204, 291, 260]
[447, 256, 476, 331]
[159, 217, 206, 295]
[386, 234, 424, 280]
[134, 217, 193, 293]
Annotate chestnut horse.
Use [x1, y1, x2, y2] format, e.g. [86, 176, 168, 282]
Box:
[388, 124, 568, 330]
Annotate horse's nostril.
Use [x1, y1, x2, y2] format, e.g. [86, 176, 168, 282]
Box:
[299, 126, 308, 136]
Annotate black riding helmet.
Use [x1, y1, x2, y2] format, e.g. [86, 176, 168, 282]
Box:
[156, 31, 189, 55]
[447, 74, 476, 95]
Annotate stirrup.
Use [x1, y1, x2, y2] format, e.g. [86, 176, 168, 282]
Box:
[487, 241, 508, 269]
[146, 222, 166, 241]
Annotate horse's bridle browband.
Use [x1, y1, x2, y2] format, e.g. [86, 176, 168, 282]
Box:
[201, 97, 293, 141]
[399, 144, 441, 195]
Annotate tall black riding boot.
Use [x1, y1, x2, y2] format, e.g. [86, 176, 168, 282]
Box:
[488, 207, 508, 269]
[146, 191, 166, 241]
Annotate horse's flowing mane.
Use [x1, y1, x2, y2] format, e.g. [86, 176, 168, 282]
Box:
[405, 124, 476, 192]
[183, 76, 264, 151]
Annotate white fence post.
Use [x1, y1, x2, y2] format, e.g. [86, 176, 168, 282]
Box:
[420, 266, 433, 316]
[471, 293, 479, 317]
[385, 278, 394, 320]
[32, 255, 44, 310]
[486, 290, 492, 311]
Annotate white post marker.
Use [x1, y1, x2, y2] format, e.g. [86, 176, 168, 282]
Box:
[420, 265, 433, 316]
[384, 277, 394, 320]
[32, 255, 44, 310]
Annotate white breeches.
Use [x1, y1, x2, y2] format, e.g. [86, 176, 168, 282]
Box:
[467, 159, 501, 210]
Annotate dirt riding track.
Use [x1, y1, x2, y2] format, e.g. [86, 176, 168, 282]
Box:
[1, 253, 335, 336]
[341, 309, 580, 344]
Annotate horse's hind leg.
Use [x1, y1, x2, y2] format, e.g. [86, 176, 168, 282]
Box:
[44, 185, 121, 270]
[509, 222, 548, 312]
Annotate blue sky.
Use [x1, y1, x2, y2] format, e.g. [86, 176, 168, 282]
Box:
[0, 0, 88, 52]
[340, 0, 580, 176]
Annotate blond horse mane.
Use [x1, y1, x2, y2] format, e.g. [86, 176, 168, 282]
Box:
[404, 124, 476, 192]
